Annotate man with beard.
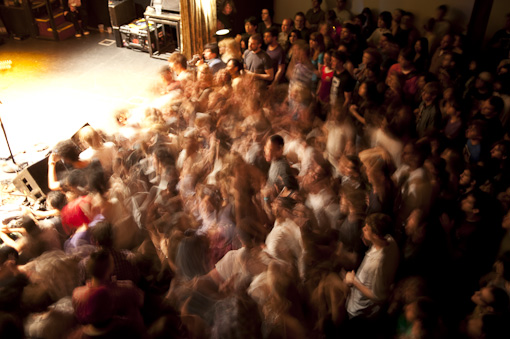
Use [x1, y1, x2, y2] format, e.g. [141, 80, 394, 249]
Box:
[243, 34, 274, 84]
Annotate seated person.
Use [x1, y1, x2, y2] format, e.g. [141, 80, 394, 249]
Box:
[63, 0, 89, 38]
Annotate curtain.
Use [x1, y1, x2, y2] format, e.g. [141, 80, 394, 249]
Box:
[180, 0, 217, 60]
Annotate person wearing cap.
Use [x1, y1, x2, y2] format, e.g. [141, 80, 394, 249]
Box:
[345, 213, 399, 325]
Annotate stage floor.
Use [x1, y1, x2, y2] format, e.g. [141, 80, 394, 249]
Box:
[0, 32, 168, 165]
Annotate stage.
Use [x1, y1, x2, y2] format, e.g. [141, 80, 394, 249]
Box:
[0, 31, 167, 163]
[0, 31, 168, 205]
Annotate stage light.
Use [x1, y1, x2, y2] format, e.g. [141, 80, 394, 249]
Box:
[215, 29, 230, 36]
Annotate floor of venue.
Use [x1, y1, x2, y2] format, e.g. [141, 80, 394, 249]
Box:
[0, 32, 168, 204]
[0, 32, 168, 184]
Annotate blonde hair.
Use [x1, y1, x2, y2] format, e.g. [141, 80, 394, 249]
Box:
[218, 38, 242, 63]
[197, 63, 213, 84]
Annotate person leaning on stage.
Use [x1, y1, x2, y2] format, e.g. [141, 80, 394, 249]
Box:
[243, 33, 274, 84]
[203, 43, 226, 75]
[48, 139, 90, 191]
[167, 52, 193, 91]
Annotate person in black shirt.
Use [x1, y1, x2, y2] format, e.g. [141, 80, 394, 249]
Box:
[294, 12, 311, 42]
[238, 16, 258, 52]
[258, 8, 278, 35]
[489, 13, 510, 68]
[330, 51, 356, 110]
[217, 0, 236, 36]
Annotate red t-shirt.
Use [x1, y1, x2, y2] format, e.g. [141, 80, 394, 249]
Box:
[318, 65, 335, 103]
[61, 195, 92, 235]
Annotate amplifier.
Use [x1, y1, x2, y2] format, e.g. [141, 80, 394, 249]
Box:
[119, 19, 163, 52]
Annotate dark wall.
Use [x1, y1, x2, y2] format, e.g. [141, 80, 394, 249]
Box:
[229, 0, 274, 35]
[86, 0, 149, 27]
[86, 0, 111, 26]
[132, 0, 150, 17]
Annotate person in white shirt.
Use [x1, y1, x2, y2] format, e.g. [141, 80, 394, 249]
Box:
[345, 213, 399, 334]
[78, 126, 117, 177]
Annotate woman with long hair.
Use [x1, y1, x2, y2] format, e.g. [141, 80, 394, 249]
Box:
[309, 32, 325, 91]
[286, 29, 302, 64]
[218, 37, 242, 64]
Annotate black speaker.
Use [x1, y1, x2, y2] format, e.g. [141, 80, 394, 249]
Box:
[0, 5, 35, 38]
[13, 156, 50, 202]
[109, 0, 137, 28]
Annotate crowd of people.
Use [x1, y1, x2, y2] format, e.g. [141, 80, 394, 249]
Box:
[1, 0, 510, 338]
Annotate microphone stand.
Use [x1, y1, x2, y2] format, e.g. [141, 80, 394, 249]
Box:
[0, 101, 26, 173]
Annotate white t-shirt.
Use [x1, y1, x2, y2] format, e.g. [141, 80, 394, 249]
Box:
[215, 247, 273, 282]
[79, 142, 117, 174]
[346, 235, 399, 318]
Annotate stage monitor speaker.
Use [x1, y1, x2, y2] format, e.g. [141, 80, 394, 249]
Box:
[12, 123, 93, 202]
[109, 0, 136, 28]
[13, 156, 50, 202]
